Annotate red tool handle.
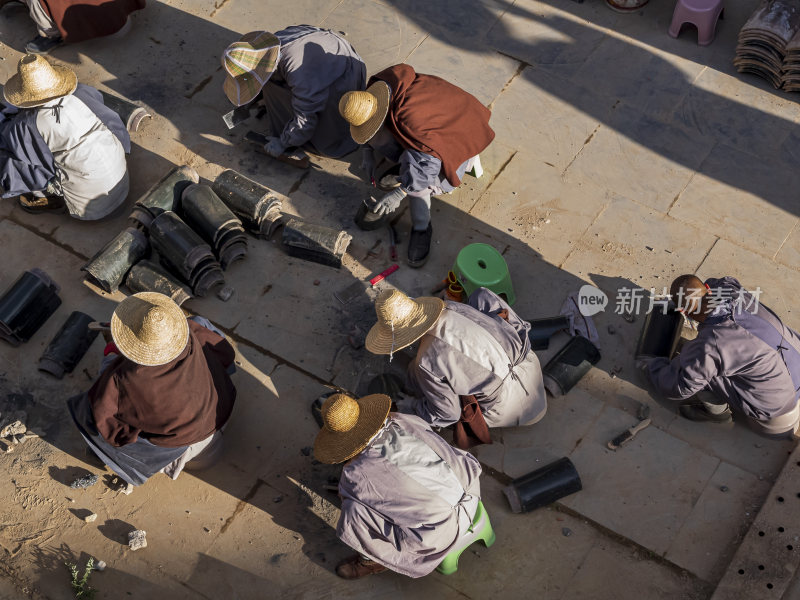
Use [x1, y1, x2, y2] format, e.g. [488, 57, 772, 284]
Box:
[370, 264, 399, 286]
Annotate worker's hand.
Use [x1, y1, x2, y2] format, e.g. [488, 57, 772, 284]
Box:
[263, 136, 286, 158]
[361, 147, 376, 183]
[370, 187, 406, 216]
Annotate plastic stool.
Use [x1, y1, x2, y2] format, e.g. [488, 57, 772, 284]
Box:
[668, 0, 724, 46]
[453, 243, 516, 305]
[436, 501, 496, 575]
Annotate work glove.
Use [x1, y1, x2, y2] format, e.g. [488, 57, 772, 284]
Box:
[264, 136, 286, 158]
[361, 147, 376, 184]
[370, 187, 406, 217]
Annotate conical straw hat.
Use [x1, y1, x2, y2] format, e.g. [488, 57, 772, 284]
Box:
[338, 80, 390, 144]
[365, 289, 444, 355]
[222, 30, 281, 106]
[4, 54, 77, 109]
[110, 292, 190, 366]
[313, 393, 391, 464]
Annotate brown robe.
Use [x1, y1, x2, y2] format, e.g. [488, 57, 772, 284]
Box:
[369, 64, 495, 187]
[39, 0, 146, 43]
[88, 320, 236, 448]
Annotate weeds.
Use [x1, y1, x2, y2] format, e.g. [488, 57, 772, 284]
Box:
[65, 557, 95, 600]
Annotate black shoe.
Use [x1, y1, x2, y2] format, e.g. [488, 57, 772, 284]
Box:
[407, 224, 432, 268]
[679, 404, 733, 424]
[25, 35, 64, 55]
[17, 194, 66, 214]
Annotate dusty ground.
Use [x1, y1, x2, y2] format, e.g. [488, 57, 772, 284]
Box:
[1, 0, 800, 598]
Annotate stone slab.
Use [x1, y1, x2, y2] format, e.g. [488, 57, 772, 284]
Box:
[712, 445, 800, 599]
[570, 36, 703, 123]
[487, 66, 610, 171]
[406, 36, 521, 106]
[670, 144, 800, 259]
[560, 196, 717, 293]
[470, 154, 610, 266]
[563, 105, 715, 213]
[673, 67, 800, 161]
[487, 0, 619, 78]
[774, 225, 800, 271]
[697, 239, 800, 332]
[561, 540, 711, 600]
[500, 387, 605, 479]
[562, 404, 720, 555]
[666, 461, 772, 583]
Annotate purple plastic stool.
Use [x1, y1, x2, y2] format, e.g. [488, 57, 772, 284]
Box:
[668, 0, 724, 46]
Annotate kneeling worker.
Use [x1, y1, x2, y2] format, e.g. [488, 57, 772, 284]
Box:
[366, 287, 547, 448]
[1, 54, 130, 219]
[314, 393, 483, 579]
[68, 292, 237, 486]
[643, 274, 800, 439]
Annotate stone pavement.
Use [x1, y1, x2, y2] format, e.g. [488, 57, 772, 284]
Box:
[0, 0, 799, 598]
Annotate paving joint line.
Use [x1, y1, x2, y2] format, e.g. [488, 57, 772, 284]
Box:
[561, 123, 602, 178]
[219, 479, 265, 535]
[185, 75, 213, 100]
[772, 218, 798, 261]
[466, 150, 517, 215]
[208, 0, 232, 19]
[557, 200, 610, 269]
[4, 215, 88, 261]
[487, 57, 527, 112]
[694, 237, 719, 274]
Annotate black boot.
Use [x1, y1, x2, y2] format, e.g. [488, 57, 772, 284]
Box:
[407, 224, 432, 268]
[679, 404, 733, 424]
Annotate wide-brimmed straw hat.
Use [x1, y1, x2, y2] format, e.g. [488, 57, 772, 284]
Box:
[222, 31, 281, 106]
[338, 80, 390, 144]
[365, 289, 444, 355]
[3, 54, 77, 109]
[110, 292, 190, 367]
[313, 393, 391, 464]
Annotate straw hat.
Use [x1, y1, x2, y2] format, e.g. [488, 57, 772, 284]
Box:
[3, 54, 77, 109]
[222, 31, 281, 106]
[338, 80, 390, 144]
[313, 393, 391, 464]
[110, 292, 190, 367]
[365, 289, 444, 355]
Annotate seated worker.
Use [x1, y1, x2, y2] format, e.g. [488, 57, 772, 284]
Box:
[365, 288, 547, 448]
[0, 54, 130, 219]
[221, 26, 366, 159]
[68, 292, 237, 487]
[7, 0, 145, 55]
[641, 274, 800, 439]
[314, 393, 482, 579]
[338, 64, 495, 267]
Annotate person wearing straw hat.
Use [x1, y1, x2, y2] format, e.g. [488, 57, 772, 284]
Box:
[314, 392, 482, 579]
[67, 292, 237, 487]
[222, 26, 365, 160]
[0, 54, 130, 219]
[366, 287, 547, 448]
[339, 63, 495, 267]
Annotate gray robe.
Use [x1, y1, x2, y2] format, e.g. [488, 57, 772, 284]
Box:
[337, 413, 481, 578]
[407, 288, 547, 428]
[648, 277, 800, 420]
[261, 25, 366, 158]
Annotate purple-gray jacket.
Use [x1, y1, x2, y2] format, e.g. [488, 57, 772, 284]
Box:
[647, 277, 800, 420]
[337, 413, 481, 578]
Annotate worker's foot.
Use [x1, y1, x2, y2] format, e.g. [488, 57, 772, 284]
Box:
[25, 35, 64, 55]
[335, 554, 388, 579]
[679, 404, 733, 424]
[407, 224, 432, 268]
[17, 194, 66, 214]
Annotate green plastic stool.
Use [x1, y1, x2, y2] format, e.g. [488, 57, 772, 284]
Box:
[436, 501, 496, 575]
[453, 243, 516, 305]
